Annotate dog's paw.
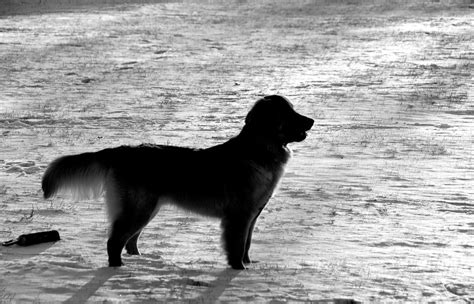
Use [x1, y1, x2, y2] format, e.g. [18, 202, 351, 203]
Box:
[230, 262, 246, 270]
[243, 254, 259, 264]
[243, 259, 259, 264]
[126, 249, 141, 255]
[108, 259, 124, 267]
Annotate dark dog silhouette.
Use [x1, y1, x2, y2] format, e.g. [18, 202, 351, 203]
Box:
[42, 95, 314, 269]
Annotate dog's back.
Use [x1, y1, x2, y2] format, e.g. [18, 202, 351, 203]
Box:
[43, 141, 286, 215]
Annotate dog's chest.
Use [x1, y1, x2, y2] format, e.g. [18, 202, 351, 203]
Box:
[251, 162, 287, 208]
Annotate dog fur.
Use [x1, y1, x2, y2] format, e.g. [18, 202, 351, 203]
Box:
[42, 95, 314, 269]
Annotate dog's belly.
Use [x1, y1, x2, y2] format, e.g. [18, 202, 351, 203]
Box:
[154, 163, 283, 219]
[157, 194, 228, 218]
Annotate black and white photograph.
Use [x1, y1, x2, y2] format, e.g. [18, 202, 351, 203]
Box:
[0, 0, 472, 302]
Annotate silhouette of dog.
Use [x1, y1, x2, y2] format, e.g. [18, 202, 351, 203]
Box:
[42, 95, 314, 269]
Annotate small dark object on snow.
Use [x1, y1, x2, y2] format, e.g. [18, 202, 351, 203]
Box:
[2, 230, 60, 247]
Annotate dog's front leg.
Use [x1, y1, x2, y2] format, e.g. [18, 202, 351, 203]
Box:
[243, 210, 262, 264]
[221, 213, 252, 270]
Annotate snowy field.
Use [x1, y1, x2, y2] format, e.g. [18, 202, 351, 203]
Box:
[0, 0, 473, 302]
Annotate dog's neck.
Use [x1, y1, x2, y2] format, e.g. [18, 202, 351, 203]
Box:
[232, 128, 291, 167]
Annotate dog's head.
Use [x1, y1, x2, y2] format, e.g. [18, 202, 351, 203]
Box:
[244, 95, 314, 145]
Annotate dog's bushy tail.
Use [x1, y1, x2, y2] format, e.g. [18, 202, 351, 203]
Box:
[42, 152, 108, 200]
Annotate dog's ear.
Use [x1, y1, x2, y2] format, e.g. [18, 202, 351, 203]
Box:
[245, 98, 267, 126]
[246, 95, 293, 129]
[245, 95, 292, 126]
[245, 96, 281, 128]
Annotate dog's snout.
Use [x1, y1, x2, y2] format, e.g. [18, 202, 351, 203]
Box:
[297, 114, 313, 131]
[304, 117, 314, 130]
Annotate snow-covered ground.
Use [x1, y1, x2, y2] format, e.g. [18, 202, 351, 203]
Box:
[0, 1, 472, 302]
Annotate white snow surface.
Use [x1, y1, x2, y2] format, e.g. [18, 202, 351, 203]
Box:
[0, 1, 473, 302]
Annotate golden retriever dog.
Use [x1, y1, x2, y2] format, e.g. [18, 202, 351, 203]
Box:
[42, 95, 314, 269]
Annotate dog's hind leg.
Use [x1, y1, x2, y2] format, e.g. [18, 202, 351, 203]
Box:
[221, 213, 252, 270]
[107, 216, 138, 267]
[125, 199, 161, 256]
[106, 191, 159, 267]
[125, 229, 142, 255]
[108, 212, 156, 266]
